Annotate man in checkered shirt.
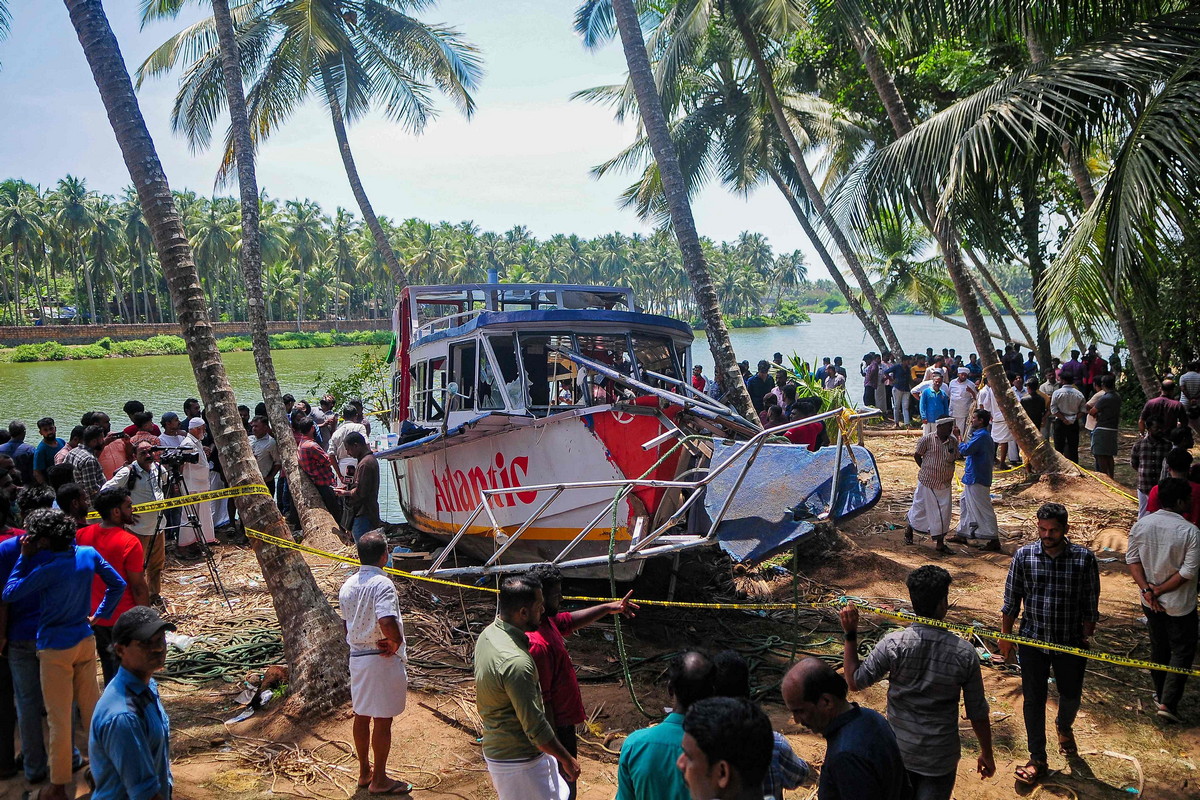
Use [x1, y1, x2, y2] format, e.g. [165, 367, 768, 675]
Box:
[998, 502, 1100, 786]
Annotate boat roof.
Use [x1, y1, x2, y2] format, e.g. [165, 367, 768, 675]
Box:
[412, 308, 693, 348]
[401, 283, 634, 310]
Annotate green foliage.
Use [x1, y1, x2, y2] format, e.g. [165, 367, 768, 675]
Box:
[773, 301, 811, 325]
[309, 347, 392, 411]
[10, 342, 68, 362]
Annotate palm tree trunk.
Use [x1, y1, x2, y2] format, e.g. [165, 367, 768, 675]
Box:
[731, 10, 904, 358]
[141, 258, 152, 322]
[63, 0, 349, 713]
[211, 0, 341, 547]
[80, 245, 96, 324]
[1018, 178, 1055, 374]
[964, 266, 1012, 345]
[932, 310, 1007, 344]
[853, 29, 1075, 475]
[964, 248, 1037, 347]
[609, 0, 757, 421]
[10, 243, 23, 326]
[767, 166, 890, 354]
[322, 82, 406, 290]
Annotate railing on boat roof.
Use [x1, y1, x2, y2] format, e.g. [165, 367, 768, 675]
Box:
[404, 283, 637, 341]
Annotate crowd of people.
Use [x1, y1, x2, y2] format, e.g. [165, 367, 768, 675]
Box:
[1, 346, 1197, 799]
[0, 391, 388, 797]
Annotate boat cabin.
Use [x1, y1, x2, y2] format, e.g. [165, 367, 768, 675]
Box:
[394, 283, 695, 429]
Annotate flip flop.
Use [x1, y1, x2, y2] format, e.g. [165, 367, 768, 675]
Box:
[1014, 760, 1047, 786]
[1057, 728, 1079, 756]
[369, 780, 413, 795]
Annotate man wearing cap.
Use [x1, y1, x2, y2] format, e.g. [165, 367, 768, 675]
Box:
[89, 606, 175, 800]
[905, 418, 959, 554]
[103, 441, 167, 605]
[176, 418, 216, 559]
[947, 366, 977, 436]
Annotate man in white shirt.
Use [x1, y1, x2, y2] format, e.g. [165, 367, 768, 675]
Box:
[328, 406, 370, 482]
[102, 440, 167, 602]
[1050, 374, 1086, 463]
[947, 367, 977, 436]
[1126, 478, 1199, 724]
[176, 418, 216, 557]
[338, 532, 410, 794]
[248, 415, 281, 495]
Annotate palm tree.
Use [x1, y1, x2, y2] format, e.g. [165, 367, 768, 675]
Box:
[576, 0, 758, 421]
[118, 188, 157, 322]
[284, 200, 327, 329]
[139, 0, 482, 288]
[48, 175, 97, 323]
[0, 180, 45, 325]
[579, 22, 894, 353]
[61, 0, 348, 712]
[838, 14, 1076, 474]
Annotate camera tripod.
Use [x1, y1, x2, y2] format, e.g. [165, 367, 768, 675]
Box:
[149, 460, 232, 611]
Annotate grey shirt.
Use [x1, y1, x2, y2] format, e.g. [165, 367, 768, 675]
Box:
[853, 623, 989, 777]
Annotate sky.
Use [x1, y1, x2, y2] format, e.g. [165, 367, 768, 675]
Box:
[0, 1, 822, 271]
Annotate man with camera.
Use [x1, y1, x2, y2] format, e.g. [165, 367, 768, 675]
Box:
[175, 418, 216, 559]
[103, 440, 166, 605]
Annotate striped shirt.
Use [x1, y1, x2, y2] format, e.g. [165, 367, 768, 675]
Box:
[1001, 540, 1100, 646]
[915, 433, 958, 490]
[853, 624, 988, 777]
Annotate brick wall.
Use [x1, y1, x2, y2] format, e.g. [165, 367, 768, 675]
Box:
[0, 318, 391, 347]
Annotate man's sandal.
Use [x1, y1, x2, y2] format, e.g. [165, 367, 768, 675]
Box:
[1057, 729, 1079, 757]
[1014, 760, 1048, 785]
[368, 780, 414, 796]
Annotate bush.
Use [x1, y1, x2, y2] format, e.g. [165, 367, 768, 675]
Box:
[11, 342, 68, 362]
[144, 335, 187, 355]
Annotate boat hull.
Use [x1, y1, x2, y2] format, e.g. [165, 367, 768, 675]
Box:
[390, 408, 683, 575]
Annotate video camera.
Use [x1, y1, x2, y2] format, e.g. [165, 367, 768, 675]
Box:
[149, 445, 201, 466]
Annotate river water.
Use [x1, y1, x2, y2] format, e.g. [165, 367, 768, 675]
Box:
[0, 313, 1047, 521]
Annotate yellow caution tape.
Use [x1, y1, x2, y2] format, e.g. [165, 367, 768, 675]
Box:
[85, 483, 273, 520]
[237, 526, 1200, 677]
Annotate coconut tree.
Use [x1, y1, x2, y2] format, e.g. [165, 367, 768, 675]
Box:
[579, 22, 894, 353]
[61, 0, 349, 711]
[118, 187, 157, 322]
[576, 0, 757, 420]
[0, 180, 45, 325]
[48, 176, 97, 324]
[284, 199, 327, 328]
[139, 0, 482, 288]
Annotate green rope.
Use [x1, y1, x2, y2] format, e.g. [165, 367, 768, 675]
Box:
[608, 484, 660, 720]
[160, 624, 284, 684]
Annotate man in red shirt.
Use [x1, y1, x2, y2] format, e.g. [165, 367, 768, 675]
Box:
[76, 487, 150, 684]
[1146, 448, 1200, 525]
[527, 564, 638, 800]
[295, 416, 342, 521]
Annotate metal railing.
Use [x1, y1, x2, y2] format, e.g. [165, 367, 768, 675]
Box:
[417, 407, 881, 578]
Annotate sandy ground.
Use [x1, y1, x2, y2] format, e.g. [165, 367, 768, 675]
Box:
[2, 425, 1197, 800]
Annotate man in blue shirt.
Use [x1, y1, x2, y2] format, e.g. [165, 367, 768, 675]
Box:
[617, 651, 714, 800]
[3, 508, 125, 800]
[1023, 353, 1039, 384]
[919, 375, 951, 434]
[949, 409, 1003, 552]
[0, 421, 36, 486]
[90, 606, 175, 800]
[32, 417, 66, 486]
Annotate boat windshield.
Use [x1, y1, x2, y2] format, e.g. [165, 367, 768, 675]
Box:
[631, 333, 683, 387]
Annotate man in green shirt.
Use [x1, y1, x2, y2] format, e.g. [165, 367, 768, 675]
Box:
[474, 574, 579, 799]
[616, 651, 715, 800]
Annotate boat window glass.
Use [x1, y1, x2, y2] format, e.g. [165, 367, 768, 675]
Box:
[631, 334, 681, 385]
[448, 342, 476, 412]
[409, 360, 427, 422]
[483, 334, 522, 410]
[575, 333, 633, 404]
[423, 357, 446, 421]
[518, 333, 579, 409]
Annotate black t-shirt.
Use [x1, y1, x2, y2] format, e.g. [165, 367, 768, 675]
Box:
[1021, 392, 1047, 426]
[1092, 391, 1121, 429]
[747, 374, 772, 412]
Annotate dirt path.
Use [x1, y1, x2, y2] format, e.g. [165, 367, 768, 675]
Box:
[4, 426, 1195, 800]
